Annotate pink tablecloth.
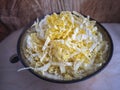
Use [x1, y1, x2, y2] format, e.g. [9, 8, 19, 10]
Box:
[0, 23, 120, 90]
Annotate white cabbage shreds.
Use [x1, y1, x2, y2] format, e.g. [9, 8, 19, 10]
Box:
[27, 36, 33, 48]
[21, 11, 109, 80]
[42, 37, 50, 51]
[35, 63, 51, 73]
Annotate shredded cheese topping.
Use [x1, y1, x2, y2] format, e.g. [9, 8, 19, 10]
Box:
[21, 11, 109, 80]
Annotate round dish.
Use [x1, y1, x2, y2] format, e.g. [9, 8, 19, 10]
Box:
[14, 11, 113, 83]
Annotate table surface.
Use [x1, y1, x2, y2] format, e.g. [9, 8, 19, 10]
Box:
[0, 23, 120, 90]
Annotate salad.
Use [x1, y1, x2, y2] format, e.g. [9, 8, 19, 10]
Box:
[19, 11, 109, 80]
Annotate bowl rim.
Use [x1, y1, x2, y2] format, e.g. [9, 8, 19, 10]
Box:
[17, 12, 114, 84]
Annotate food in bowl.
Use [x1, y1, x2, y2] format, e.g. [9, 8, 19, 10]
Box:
[19, 11, 109, 80]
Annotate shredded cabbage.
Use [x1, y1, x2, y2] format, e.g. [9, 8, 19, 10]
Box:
[21, 11, 109, 80]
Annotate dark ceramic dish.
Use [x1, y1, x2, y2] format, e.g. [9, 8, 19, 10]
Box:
[10, 12, 113, 83]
